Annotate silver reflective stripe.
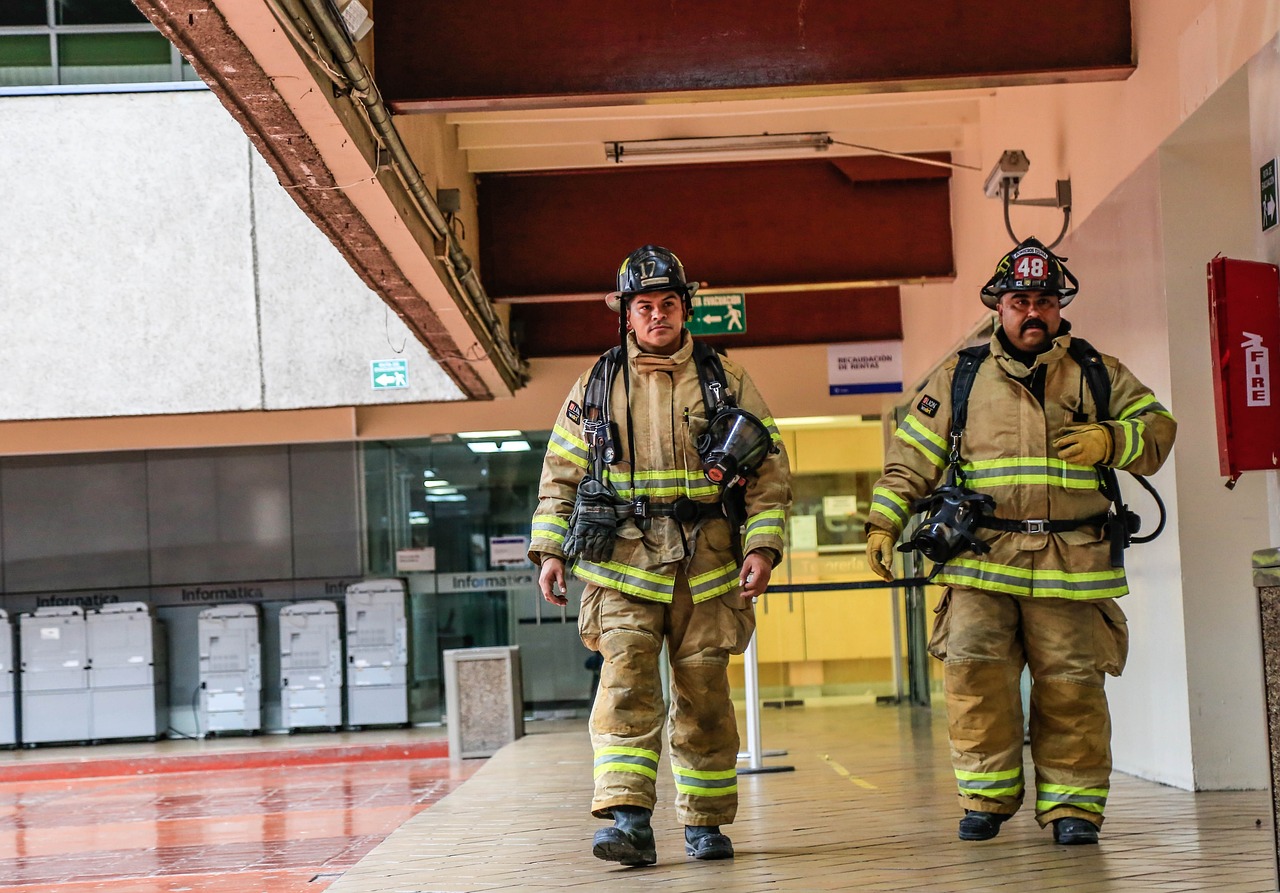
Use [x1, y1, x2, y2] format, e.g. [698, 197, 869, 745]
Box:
[962, 460, 1100, 489]
[871, 487, 911, 526]
[548, 424, 589, 468]
[936, 559, 1128, 599]
[689, 562, 739, 603]
[574, 559, 676, 602]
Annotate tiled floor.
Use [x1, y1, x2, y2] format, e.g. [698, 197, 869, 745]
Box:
[0, 729, 479, 892]
[0, 705, 1274, 892]
[324, 702, 1278, 893]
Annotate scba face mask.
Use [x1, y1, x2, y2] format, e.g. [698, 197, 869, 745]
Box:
[698, 408, 772, 488]
[898, 485, 995, 563]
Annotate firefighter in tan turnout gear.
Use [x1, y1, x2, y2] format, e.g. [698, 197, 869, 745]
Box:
[530, 245, 791, 866]
[866, 237, 1176, 846]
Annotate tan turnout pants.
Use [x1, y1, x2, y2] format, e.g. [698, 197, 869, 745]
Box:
[931, 586, 1129, 827]
[580, 572, 754, 827]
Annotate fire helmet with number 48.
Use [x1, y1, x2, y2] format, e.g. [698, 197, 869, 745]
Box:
[980, 236, 1079, 309]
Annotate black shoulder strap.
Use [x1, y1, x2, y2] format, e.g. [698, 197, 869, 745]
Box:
[582, 346, 625, 470]
[1064, 337, 1112, 421]
[583, 346, 623, 419]
[950, 343, 991, 439]
[693, 341, 734, 413]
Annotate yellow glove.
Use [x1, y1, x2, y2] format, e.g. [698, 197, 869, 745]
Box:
[866, 530, 896, 582]
[1053, 423, 1113, 466]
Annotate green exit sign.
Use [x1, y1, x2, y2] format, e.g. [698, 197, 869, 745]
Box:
[687, 292, 746, 336]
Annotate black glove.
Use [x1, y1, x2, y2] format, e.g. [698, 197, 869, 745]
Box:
[564, 478, 623, 563]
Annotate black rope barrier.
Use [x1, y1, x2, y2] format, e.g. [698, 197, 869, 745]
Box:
[766, 577, 934, 594]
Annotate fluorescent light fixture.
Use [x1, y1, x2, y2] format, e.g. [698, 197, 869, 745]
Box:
[425, 493, 468, 503]
[466, 440, 532, 454]
[775, 414, 874, 429]
[606, 132, 831, 165]
[457, 429, 523, 439]
[422, 479, 453, 489]
[408, 511, 430, 525]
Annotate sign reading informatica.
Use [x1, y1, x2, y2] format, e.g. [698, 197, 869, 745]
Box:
[827, 341, 903, 395]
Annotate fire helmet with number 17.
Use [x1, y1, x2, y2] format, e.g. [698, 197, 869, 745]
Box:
[980, 236, 1079, 309]
[605, 245, 699, 313]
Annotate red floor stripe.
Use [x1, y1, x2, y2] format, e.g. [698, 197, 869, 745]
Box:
[0, 740, 451, 782]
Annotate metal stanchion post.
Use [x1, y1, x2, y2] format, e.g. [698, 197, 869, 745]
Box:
[737, 635, 794, 775]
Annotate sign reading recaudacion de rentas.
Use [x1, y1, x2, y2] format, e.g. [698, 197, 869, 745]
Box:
[371, 358, 408, 390]
[687, 292, 746, 336]
[827, 341, 903, 396]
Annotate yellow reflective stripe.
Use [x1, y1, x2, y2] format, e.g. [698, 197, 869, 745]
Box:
[672, 765, 737, 796]
[550, 429, 588, 470]
[961, 457, 1100, 490]
[871, 487, 911, 526]
[674, 766, 737, 780]
[611, 470, 721, 499]
[1118, 393, 1166, 420]
[936, 558, 1128, 599]
[1113, 418, 1145, 467]
[895, 416, 947, 468]
[745, 509, 785, 536]
[759, 416, 783, 444]
[673, 780, 737, 796]
[1036, 783, 1108, 813]
[594, 745, 661, 779]
[552, 423, 587, 450]
[956, 766, 1024, 797]
[689, 562, 739, 602]
[573, 560, 675, 602]
[595, 761, 658, 780]
[532, 515, 568, 544]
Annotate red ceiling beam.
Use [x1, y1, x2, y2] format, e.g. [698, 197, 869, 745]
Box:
[376, 0, 1133, 111]
[478, 156, 954, 300]
[512, 287, 902, 358]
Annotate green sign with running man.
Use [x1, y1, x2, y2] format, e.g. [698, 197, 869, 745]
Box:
[687, 292, 746, 336]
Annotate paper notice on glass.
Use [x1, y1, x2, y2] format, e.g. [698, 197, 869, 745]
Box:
[790, 514, 819, 551]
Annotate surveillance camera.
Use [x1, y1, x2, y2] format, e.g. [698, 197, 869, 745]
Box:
[983, 150, 1031, 199]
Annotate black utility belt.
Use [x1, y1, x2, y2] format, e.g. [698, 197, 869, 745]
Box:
[632, 496, 723, 523]
[977, 512, 1109, 535]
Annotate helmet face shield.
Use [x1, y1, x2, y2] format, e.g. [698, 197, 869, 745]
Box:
[698, 409, 771, 487]
[980, 236, 1079, 309]
[606, 245, 698, 313]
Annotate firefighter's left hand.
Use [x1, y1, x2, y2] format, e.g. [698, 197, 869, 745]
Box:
[740, 552, 772, 600]
[1053, 423, 1113, 466]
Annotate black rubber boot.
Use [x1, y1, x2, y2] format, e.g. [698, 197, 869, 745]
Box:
[685, 825, 734, 860]
[1052, 817, 1099, 845]
[958, 810, 1011, 841]
[592, 806, 657, 866]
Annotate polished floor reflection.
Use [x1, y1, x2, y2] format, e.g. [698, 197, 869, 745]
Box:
[0, 729, 475, 893]
[328, 702, 1277, 893]
[0, 705, 1274, 892]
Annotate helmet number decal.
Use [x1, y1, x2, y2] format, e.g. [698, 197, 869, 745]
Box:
[640, 260, 657, 279]
[1014, 256, 1047, 279]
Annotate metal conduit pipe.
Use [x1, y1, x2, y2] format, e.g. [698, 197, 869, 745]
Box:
[292, 0, 526, 391]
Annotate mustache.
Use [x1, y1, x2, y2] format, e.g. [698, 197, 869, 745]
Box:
[1021, 320, 1049, 333]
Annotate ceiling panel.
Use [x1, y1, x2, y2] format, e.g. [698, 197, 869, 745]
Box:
[478, 155, 954, 304]
[377, 0, 1133, 112]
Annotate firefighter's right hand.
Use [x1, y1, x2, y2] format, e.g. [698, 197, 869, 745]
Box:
[866, 530, 896, 582]
[539, 557, 568, 606]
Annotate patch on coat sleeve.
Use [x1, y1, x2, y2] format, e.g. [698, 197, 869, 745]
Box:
[916, 395, 940, 418]
[566, 401, 582, 424]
